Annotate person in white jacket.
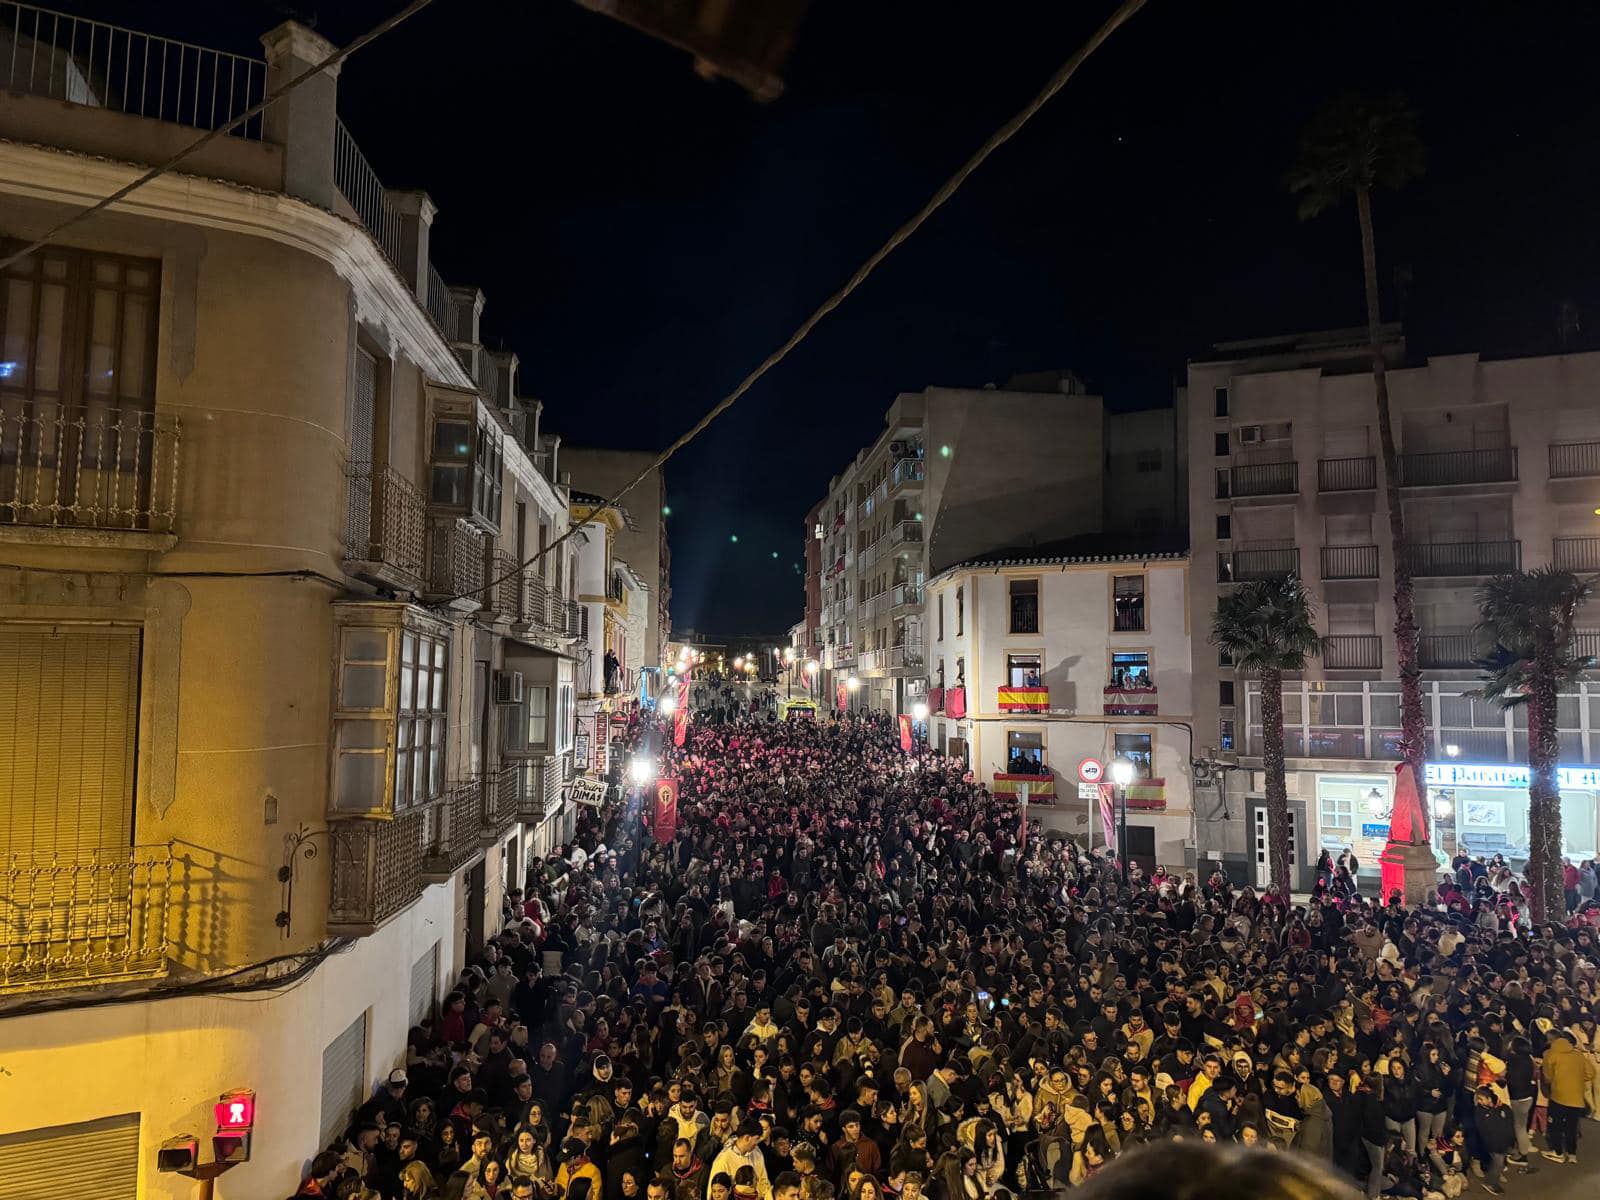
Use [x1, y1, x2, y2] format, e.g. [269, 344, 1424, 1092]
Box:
[709, 1122, 771, 1200]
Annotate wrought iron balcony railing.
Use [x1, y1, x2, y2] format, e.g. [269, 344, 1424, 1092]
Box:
[343, 463, 426, 587]
[1230, 460, 1298, 498]
[425, 516, 488, 605]
[1554, 536, 1600, 573]
[1317, 456, 1376, 492]
[1397, 447, 1517, 487]
[1320, 544, 1379, 580]
[1400, 539, 1520, 577]
[0, 408, 179, 534]
[1548, 441, 1600, 480]
[1323, 634, 1382, 670]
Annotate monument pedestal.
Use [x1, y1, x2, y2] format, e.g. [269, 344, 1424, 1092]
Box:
[1379, 839, 1438, 905]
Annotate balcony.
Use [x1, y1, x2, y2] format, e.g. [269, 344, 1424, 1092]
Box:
[1397, 447, 1517, 488]
[1577, 631, 1600, 662]
[928, 686, 945, 714]
[1318, 456, 1377, 492]
[999, 686, 1049, 713]
[891, 520, 924, 547]
[1, 844, 173, 993]
[1549, 441, 1600, 480]
[0, 408, 180, 546]
[1230, 460, 1298, 499]
[1400, 539, 1520, 578]
[1323, 634, 1382, 670]
[1554, 536, 1600, 573]
[889, 643, 924, 670]
[945, 686, 967, 719]
[1419, 633, 1478, 669]
[424, 516, 488, 611]
[1222, 546, 1300, 582]
[344, 464, 427, 590]
[889, 582, 922, 614]
[329, 810, 427, 936]
[420, 781, 488, 881]
[486, 551, 522, 623]
[1320, 544, 1379, 580]
[991, 769, 1056, 799]
[890, 458, 925, 492]
[1103, 683, 1157, 716]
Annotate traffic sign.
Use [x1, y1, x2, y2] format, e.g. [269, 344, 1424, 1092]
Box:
[1078, 782, 1101, 800]
[1078, 757, 1104, 784]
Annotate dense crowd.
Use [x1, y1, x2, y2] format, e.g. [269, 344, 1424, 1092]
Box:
[297, 712, 1600, 1200]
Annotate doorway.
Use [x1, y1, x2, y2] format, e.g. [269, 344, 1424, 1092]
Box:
[1125, 824, 1156, 875]
[1252, 805, 1298, 889]
[466, 859, 486, 959]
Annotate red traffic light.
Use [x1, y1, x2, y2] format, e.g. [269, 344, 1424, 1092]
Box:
[214, 1089, 255, 1132]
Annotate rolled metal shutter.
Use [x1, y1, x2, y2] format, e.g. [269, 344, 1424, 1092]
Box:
[320, 1011, 368, 1151]
[409, 940, 438, 1026]
[0, 1113, 139, 1199]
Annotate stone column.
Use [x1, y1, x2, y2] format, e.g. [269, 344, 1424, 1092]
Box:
[259, 21, 341, 209]
[388, 189, 437, 304]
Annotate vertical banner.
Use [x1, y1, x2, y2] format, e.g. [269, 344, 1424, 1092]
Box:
[653, 777, 679, 845]
[1098, 783, 1117, 852]
[673, 668, 691, 747]
[836, 684, 847, 713]
[898, 714, 913, 752]
[1018, 781, 1030, 848]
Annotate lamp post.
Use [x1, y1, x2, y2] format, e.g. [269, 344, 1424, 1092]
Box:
[911, 700, 929, 759]
[1110, 756, 1136, 886]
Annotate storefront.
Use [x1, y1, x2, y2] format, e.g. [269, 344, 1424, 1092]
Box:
[1425, 763, 1600, 863]
[1314, 773, 1396, 867]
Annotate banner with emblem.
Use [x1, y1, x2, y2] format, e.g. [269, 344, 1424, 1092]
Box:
[653, 777, 679, 844]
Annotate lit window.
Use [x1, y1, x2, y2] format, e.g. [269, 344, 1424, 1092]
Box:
[1009, 578, 1039, 634]
[1113, 576, 1146, 632]
[1113, 732, 1153, 779]
[1006, 729, 1046, 775]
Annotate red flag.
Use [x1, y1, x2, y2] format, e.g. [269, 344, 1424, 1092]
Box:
[673, 668, 691, 747]
[1098, 783, 1117, 851]
[898, 714, 913, 752]
[653, 777, 679, 844]
[836, 684, 847, 712]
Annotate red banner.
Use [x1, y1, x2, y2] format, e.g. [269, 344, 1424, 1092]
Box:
[1099, 783, 1117, 851]
[673, 668, 691, 747]
[653, 778, 679, 844]
[836, 684, 847, 712]
[898, 714, 913, 752]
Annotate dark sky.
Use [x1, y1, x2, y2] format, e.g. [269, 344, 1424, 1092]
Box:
[100, 2, 1600, 632]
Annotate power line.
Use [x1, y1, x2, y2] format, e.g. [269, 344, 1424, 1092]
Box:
[0, 0, 438, 276]
[446, 0, 1149, 608]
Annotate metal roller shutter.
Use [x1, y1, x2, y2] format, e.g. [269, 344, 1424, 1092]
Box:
[0, 1113, 140, 1199]
[409, 941, 438, 1026]
[0, 624, 140, 857]
[320, 1011, 368, 1151]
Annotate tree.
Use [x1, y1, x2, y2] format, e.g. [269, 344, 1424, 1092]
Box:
[1210, 577, 1323, 893]
[1472, 568, 1596, 921]
[1288, 94, 1428, 826]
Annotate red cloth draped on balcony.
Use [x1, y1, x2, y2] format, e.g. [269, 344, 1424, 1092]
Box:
[1380, 762, 1429, 901]
[928, 686, 945, 714]
[945, 686, 966, 720]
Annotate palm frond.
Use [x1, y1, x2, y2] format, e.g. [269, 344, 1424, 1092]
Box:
[1287, 91, 1425, 221]
[1472, 567, 1597, 708]
[1209, 576, 1322, 676]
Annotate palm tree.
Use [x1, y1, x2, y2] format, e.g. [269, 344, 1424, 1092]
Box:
[1473, 567, 1596, 921]
[1288, 94, 1428, 821]
[1210, 576, 1323, 893]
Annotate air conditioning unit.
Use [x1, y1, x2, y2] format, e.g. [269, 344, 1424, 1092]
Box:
[1238, 425, 1264, 446]
[493, 670, 524, 705]
[889, 440, 908, 458]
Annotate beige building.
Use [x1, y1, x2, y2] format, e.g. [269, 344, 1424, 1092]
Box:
[0, 12, 586, 1195]
[1184, 328, 1600, 889]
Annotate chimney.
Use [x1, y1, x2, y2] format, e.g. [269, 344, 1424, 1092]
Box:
[449, 286, 486, 346]
[260, 21, 341, 209]
[387, 190, 437, 304]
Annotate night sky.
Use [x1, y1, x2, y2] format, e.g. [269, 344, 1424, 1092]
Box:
[92, 3, 1600, 632]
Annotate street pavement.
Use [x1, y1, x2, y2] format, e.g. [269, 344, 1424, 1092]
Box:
[1499, 1151, 1597, 1199]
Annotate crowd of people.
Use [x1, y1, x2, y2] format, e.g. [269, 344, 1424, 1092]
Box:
[297, 710, 1600, 1200]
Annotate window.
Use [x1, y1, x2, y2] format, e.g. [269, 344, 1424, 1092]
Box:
[1006, 729, 1046, 775]
[1113, 732, 1153, 779]
[1009, 578, 1039, 634]
[429, 406, 503, 529]
[1220, 680, 1235, 706]
[1214, 431, 1230, 457]
[955, 656, 966, 685]
[937, 593, 945, 641]
[525, 685, 552, 752]
[556, 682, 575, 753]
[1110, 650, 1150, 689]
[1215, 469, 1231, 499]
[1112, 575, 1145, 632]
[1219, 719, 1235, 752]
[956, 586, 964, 636]
[1006, 652, 1043, 688]
[395, 629, 447, 810]
[1216, 514, 1231, 540]
[1214, 386, 1229, 417]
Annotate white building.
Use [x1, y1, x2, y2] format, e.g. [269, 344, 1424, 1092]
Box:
[1184, 328, 1600, 889]
[571, 494, 652, 779]
[925, 548, 1194, 870]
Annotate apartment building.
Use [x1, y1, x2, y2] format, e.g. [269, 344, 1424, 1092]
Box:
[571, 493, 652, 780]
[808, 375, 1181, 718]
[0, 14, 583, 1195]
[926, 547, 1194, 870]
[1185, 328, 1600, 890]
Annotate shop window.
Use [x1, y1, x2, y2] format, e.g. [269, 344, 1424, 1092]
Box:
[1009, 578, 1040, 633]
[1110, 651, 1151, 689]
[1113, 732, 1153, 779]
[1006, 652, 1042, 688]
[1113, 575, 1146, 632]
[1006, 729, 1046, 775]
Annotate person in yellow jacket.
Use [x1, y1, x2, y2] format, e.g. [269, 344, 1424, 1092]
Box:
[1541, 1034, 1595, 1163]
[556, 1136, 604, 1200]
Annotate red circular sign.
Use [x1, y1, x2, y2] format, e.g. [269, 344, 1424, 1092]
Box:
[1078, 758, 1105, 784]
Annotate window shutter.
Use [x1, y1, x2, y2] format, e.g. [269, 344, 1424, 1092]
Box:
[409, 941, 439, 1026]
[320, 1012, 368, 1151]
[0, 1113, 139, 1199]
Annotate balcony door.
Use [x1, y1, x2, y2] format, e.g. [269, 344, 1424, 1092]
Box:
[345, 347, 378, 556]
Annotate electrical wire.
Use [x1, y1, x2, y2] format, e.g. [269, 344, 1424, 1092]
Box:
[0, 0, 438, 276]
[442, 0, 1149, 608]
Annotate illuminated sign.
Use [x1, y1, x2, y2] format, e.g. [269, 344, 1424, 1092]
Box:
[1424, 763, 1600, 790]
[214, 1090, 255, 1132]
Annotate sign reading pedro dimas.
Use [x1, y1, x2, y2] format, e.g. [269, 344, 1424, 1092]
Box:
[1425, 763, 1600, 790]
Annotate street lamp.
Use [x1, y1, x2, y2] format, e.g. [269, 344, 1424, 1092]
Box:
[657, 693, 678, 717]
[629, 756, 656, 786]
[1444, 743, 1460, 758]
[911, 701, 929, 722]
[1110, 756, 1136, 886]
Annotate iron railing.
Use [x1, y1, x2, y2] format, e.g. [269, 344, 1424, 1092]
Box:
[889, 643, 924, 669]
[890, 458, 925, 490]
[1317, 456, 1376, 492]
[1323, 634, 1382, 670]
[1320, 544, 1379, 580]
[425, 262, 457, 340]
[1231, 460, 1298, 497]
[1419, 633, 1478, 669]
[425, 516, 487, 601]
[0, 407, 179, 533]
[0, 843, 172, 991]
[1397, 447, 1517, 487]
[1223, 546, 1300, 582]
[1550, 441, 1600, 480]
[892, 520, 923, 546]
[1576, 631, 1600, 662]
[487, 550, 521, 621]
[0, 3, 266, 136]
[421, 781, 485, 877]
[1400, 539, 1520, 577]
[333, 119, 405, 267]
[343, 463, 426, 584]
[889, 582, 921, 611]
[328, 809, 425, 933]
[1554, 536, 1600, 573]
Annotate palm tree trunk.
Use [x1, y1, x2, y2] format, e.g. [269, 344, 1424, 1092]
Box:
[1356, 186, 1428, 832]
[1527, 642, 1564, 922]
[1261, 666, 1291, 893]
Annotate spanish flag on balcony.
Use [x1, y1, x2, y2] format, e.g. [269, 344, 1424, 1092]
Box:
[998, 686, 1049, 713]
[992, 772, 1056, 798]
[1124, 777, 1167, 810]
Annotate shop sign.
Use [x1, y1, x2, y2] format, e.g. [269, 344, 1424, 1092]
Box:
[1425, 763, 1600, 790]
[1360, 823, 1390, 839]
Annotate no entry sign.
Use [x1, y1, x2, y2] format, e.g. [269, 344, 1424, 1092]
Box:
[1078, 757, 1104, 784]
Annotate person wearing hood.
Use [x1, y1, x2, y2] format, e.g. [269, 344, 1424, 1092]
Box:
[1541, 1032, 1594, 1163]
[558, 1137, 605, 1200]
[1293, 1077, 1332, 1161]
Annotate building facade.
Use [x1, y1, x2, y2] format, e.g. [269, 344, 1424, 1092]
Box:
[1184, 329, 1600, 889]
[0, 15, 584, 1195]
[926, 552, 1195, 870]
[571, 496, 653, 783]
